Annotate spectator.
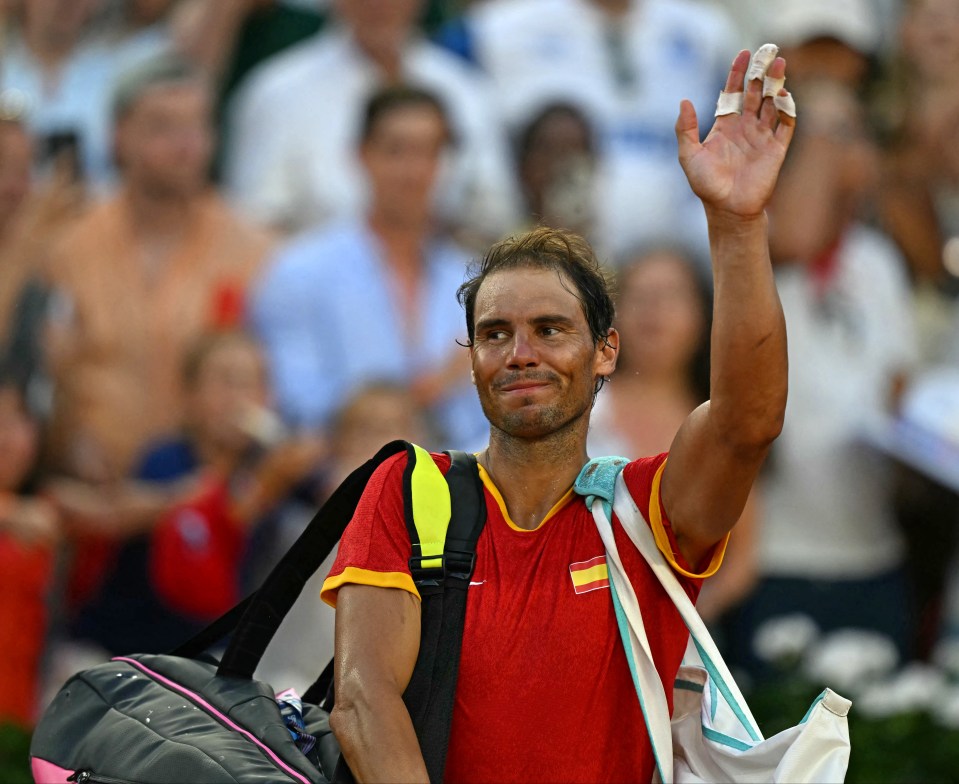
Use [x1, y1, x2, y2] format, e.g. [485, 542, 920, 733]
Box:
[447, 0, 736, 259]
[250, 85, 486, 450]
[68, 328, 322, 657]
[588, 245, 758, 627]
[515, 102, 598, 242]
[223, 0, 518, 241]
[874, 0, 959, 360]
[174, 0, 327, 177]
[43, 54, 272, 483]
[729, 74, 918, 669]
[1, 0, 170, 190]
[254, 380, 433, 695]
[0, 107, 84, 413]
[0, 371, 60, 727]
[760, 0, 881, 90]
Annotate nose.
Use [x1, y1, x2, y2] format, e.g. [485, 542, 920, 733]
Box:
[508, 329, 540, 369]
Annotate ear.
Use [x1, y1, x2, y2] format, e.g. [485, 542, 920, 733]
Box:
[595, 328, 618, 378]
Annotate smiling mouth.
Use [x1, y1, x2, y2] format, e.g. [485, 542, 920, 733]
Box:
[500, 383, 548, 393]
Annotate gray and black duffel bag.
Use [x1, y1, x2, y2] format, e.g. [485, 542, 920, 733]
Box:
[30, 441, 485, 783]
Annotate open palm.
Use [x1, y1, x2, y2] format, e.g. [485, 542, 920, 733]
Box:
[677, 50, 795, 220]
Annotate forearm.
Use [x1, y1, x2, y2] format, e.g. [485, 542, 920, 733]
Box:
[706, 209, 787, 452]
[331, 689, 429, 784]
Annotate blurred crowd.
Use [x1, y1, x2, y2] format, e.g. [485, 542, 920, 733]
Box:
[3, 0, 959, 728]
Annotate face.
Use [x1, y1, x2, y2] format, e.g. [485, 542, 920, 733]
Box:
[331, 387, 428, 480]
[185, 338, 270, 453]
[470, 266, 617, 439]
[360, 104, 447, 223]
[780, 39, 870, 89]
[520, 108, 594, 225]
[0, 386, 40, 492]
[902, 0, 959, 80]
[25, 0, 102, 47]
[0, 123, 32, 225]
[614, 251, 705, 376]
[114, 81, 214, 197]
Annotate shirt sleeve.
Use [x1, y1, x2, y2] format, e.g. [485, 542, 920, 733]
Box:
[321, 452, 447, 607]
[622, 455, 728, 580]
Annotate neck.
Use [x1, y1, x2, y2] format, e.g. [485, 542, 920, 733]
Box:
[354, 35, 406, 83]
[23, 25, 76, 72]
[125, 182, 201, 238]
[481, 418, 590, 530]
[593, 0, 632, 18]
[369, 208, 429, 252]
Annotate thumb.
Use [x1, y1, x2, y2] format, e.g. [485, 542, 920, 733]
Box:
[675, 99, 700, 164]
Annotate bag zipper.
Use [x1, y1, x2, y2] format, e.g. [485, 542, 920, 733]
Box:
[68, 771, 135, 784]
[110, 656, 312, 784]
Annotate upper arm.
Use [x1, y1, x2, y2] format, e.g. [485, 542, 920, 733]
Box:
[333, 584, 421, 710]
[660, 401, 770, 570]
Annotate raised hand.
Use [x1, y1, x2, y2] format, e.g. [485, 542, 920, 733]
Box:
[676, 46, 796, 220]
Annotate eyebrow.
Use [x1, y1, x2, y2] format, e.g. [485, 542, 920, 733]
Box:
[474, 314, 579, 332]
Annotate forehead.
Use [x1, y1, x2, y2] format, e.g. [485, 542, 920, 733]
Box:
[474, 266, 588, 326]
[124, 81, 209, 120]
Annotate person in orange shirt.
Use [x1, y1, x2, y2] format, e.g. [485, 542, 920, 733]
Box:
[44, 54, 272, 483]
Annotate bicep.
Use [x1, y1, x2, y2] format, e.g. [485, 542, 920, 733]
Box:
[334, 584, 421, 701]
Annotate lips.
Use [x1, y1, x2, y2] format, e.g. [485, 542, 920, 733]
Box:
[495, 374, 555, 393]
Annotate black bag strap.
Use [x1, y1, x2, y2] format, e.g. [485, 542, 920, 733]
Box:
[201, 439, 409, 679]
[401, 449, 486, 784]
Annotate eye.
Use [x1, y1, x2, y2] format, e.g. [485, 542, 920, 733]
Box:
[540, 326, 561, 337]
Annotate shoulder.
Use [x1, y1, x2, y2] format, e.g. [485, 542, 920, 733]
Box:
[259, 220, 368, 286]
[45, 197, 121, 279]
[622, 453, 669, 498]
[364, 448, 454, 492]
[233, 32, 336, 108]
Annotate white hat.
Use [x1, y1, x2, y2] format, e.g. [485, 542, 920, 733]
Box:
[762, 0, 881, 55]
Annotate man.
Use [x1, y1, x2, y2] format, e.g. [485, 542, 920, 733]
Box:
[250, 85, 487, 450]
[45, 55, 271, 482]
[320, 47, 795, 782]
[223, 0, 517, 239]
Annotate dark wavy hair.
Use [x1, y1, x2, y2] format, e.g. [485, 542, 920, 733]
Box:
[456, 227, 615, 389]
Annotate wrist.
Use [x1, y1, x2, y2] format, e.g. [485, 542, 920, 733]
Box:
[704, 208, 768, 234]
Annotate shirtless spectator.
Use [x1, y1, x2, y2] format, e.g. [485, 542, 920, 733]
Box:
[44, 55, 271, 484]
[223, 0, 517, 241]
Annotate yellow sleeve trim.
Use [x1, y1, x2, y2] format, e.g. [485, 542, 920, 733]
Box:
[649, 459, 728, 579]
[320, 567, 421, 608]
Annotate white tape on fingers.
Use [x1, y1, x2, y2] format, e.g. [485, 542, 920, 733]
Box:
[747, 43, 779, 82]
[773, 90, 797, 118]
[715, 90, 743, 116]
[763, 75, 785, 99]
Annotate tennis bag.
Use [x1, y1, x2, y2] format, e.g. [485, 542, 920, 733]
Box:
[30, 441, 486, 784]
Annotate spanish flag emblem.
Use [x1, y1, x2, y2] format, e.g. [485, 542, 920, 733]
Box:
[569, 555, 609, 594]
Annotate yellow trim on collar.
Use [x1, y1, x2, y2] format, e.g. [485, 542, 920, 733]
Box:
[476, 462, 575, 532]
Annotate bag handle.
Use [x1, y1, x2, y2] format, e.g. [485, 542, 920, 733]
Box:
[215, 440, 410, 679]
[592, 498, 674, 783]
[610, 473, 763, 741]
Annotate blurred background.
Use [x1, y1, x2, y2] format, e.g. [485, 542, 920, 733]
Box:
[2, 0, 959, 780]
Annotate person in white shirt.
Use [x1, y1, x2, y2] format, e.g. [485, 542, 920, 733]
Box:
[223, 0, 519, 241]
